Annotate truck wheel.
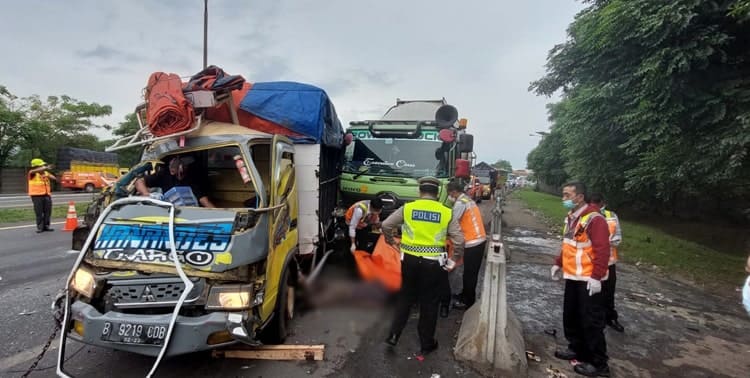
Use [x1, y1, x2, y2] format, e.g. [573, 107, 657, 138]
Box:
[84, 184, 95, 193]
[260, 266, 294, 344]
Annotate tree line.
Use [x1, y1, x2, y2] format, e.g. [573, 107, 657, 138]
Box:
[528, 0, 750, 221]
[0, 85, 139, 170]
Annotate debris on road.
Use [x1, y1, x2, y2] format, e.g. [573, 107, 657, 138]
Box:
[525, 350, 541, 362]
[546, 366, 568, 378]
[212, 344, 325, 361]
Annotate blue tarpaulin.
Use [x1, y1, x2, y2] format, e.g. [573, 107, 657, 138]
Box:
[239, 82, 343, 146]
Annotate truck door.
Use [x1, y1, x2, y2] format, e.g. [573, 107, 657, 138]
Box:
[263, 135, 298, 320]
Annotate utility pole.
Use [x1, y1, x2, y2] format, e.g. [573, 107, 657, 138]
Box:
[203, 0, 208, 69]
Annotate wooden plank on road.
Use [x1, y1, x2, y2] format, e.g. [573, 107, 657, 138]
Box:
[212, 344, 325, 361]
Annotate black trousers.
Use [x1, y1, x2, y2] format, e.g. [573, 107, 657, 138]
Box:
[563, 279, 608, 367]
[31, 195, 52, 231]
[460, 241, 486, 306]
[601, 265, 618, 321]
[354, 226, 378, 253]
[390, 254, 443, 349]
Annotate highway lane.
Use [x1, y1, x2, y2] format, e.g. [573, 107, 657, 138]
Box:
[0, 193, 96, 209]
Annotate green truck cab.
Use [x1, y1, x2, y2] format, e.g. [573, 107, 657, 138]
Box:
[340, 99, 474, 213]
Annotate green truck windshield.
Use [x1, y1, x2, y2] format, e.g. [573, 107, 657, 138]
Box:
[344, 130, 448, 178]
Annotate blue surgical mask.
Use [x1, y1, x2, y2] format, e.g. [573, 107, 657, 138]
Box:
[743, 276, 750, 315]
[562, 199, 575, 210]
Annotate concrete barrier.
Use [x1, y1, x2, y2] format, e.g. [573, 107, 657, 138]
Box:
[454, 196, 527, 376]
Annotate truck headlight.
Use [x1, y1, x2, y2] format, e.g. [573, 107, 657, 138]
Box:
[207, 284, 253, 310]
[70, 267, 96, 298]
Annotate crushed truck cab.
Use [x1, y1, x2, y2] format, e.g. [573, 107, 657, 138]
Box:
[57, 76, 343, 377]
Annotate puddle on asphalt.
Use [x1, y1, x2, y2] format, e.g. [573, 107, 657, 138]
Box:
[504, 235, 561, 251]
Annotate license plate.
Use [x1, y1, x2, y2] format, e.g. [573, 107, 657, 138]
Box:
[101, 321, 167, 345]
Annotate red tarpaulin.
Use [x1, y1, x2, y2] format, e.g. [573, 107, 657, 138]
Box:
[145, 72, 195, 137]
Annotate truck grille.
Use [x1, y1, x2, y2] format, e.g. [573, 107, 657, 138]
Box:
[105, 277, 204, 308]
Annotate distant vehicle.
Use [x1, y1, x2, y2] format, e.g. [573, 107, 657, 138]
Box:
[60, 171, 118, 192]
[477, 176, 492, 199]
[466, 176, 483, 203]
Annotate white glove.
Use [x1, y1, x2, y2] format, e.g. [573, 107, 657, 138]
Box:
[443, 258, 456, 272]
[149, 192, 163, 200]
[350, 244, 356, 253]
[550, 265, 561, 281]
[586, 278, 602, 296]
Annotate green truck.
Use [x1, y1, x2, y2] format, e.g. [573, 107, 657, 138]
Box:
[340, 99, 474, 213]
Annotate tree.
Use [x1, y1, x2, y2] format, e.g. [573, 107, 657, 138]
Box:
[108, 113, 143, 167]
[530, 0, 750, 210]
[491, 159, 513, 172]
[2, 90, 113, 167]
[0, 86, 25, 168]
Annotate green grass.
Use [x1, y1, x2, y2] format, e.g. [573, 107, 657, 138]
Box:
[0, 203, 88, 224]
[515, 189, 746, 288]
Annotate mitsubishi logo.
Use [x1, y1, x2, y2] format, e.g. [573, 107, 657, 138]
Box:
[141, 286, 156, 302]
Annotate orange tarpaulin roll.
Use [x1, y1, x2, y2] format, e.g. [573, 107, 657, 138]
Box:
[353, 235, 402, 292]
[146, 72, 195, 137]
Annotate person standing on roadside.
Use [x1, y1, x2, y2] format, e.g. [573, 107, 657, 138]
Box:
[551, 182, 611, 377]
[28, 158, 57, 233]
[445, 180, 487, 310]
[382, 176, 464, 356]
[590, 193, 624, 333]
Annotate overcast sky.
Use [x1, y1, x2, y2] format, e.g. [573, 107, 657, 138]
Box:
[0, 0, 583, 169]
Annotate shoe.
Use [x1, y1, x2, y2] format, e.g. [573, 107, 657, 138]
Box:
[385, 333, 399, 346]
[440, 304, 450, 318]
[36, 229, 44, 234]
[554, 348, 578, 361]
[43, 227, 54, 232]
[574, 362, 610, 377]
[420, 340, 438, 355]
[607, 319, 624, 333]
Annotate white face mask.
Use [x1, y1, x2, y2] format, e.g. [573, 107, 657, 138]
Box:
[743, 276, 750, 316]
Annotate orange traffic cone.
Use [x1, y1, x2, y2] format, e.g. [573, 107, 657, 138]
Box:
[63, 201, 78, 231]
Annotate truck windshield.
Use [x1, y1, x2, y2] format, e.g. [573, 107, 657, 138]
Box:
[478, 177, 490, 184]
[344, 131, 448, 178]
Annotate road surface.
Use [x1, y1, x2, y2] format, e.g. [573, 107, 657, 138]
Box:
[0, 193, 95, 209]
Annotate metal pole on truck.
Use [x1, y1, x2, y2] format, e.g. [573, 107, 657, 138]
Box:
[203, 0, 208, 69]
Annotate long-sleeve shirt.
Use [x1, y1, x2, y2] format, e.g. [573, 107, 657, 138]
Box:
[348, 206, 365, 238]
[607, 211, 622, 247]
[381, 199, 465, 260]
[555, 204, 610, 280]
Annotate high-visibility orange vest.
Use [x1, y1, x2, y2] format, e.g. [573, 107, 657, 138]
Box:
[456, 194, 486, 247]
[345, 200, 375, 229]
[603, 210, 618, 265]
[561, 212, 605, 281]
[28, 172, 52, 196]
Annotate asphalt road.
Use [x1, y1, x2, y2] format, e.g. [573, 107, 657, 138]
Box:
[0, 203, 498, 378]
[0, 193, 95, 209]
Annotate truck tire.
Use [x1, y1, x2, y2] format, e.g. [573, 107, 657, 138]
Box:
[84, 183, 95, 193]
[260, 266, 295, 344]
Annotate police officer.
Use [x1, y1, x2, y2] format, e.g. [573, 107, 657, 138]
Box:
[345, 198, 384, 253]
[28, 158, 57, 233]
[382, 176, 464, 355]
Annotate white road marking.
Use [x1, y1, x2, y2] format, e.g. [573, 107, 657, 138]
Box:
[0, 221, 66, 231]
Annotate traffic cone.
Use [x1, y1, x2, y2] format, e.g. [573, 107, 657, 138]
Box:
[63, 201, 78, 231]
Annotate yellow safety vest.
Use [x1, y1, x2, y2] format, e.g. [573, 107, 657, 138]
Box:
[28, 172, 52, 196]
[401, 199, 452, 257]
[603, 210, 618, 265]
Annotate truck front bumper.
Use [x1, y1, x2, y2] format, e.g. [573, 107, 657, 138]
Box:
[68, 300, 256, 357]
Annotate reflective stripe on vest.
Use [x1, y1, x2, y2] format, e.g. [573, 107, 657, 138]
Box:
[345, 201, 370, 227]
[401, 199, 452, 257]
[604, 210, 618, 265]
[28, 172, 51, 196]
[457, 194, 486, 247]
[561, 212, 604, 281]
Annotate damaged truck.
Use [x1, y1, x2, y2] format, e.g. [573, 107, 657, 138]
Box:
[56, 71, 344, 377]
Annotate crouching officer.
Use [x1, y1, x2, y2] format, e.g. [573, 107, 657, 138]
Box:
[345, 198, 384, 253]
[382, 176, 465, 355]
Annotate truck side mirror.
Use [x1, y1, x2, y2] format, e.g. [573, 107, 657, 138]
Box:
[459, 134, 474, 153]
